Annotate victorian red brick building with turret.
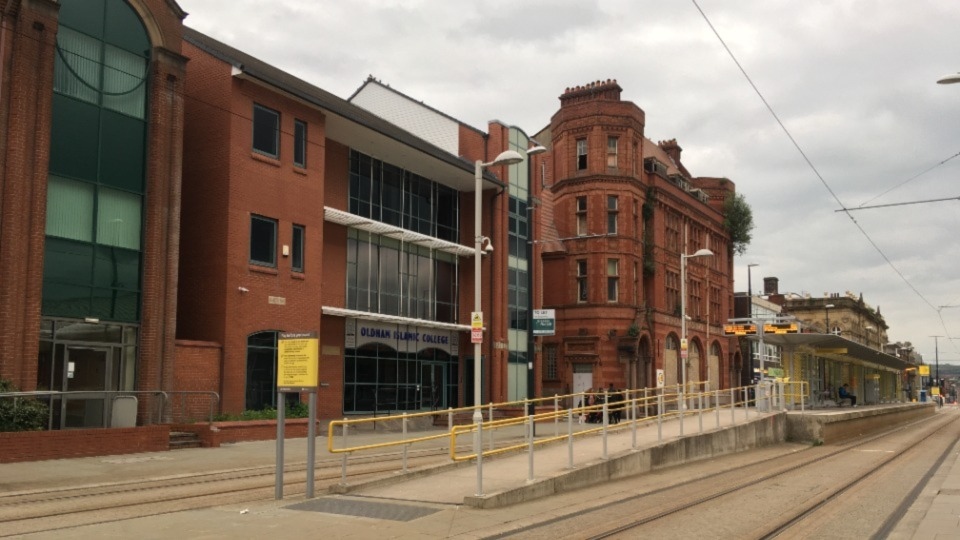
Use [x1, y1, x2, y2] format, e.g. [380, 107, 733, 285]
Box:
[531, 80, 737, 398]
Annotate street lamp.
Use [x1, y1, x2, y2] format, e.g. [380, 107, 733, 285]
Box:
[930, 335, 943, 390]
[524, 144, 548, 429]
[474, 150, 524, 426]
[937, 73, 960, 84]
[824, 303, 835, 335]
[680, 248, 714, 410]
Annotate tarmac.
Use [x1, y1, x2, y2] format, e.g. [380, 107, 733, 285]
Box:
[2, 404, 958, 539]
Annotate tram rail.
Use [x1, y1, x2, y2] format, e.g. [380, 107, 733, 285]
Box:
[484, 412, 958, 539]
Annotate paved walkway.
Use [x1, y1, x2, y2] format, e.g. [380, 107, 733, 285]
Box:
[3, 404, 956, 539]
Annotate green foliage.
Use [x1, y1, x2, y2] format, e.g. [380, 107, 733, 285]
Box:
[627, 323, 641, 337]
[213, 401, 310, 422]
[0, 379, 49, 432]
[722, 192, 754, 256]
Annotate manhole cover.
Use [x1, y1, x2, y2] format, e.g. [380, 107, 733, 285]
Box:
[287, 498, 441, 522]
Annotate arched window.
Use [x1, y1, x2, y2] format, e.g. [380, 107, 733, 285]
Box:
[44, 0, 150, 322]
[246, 331, 279, 410]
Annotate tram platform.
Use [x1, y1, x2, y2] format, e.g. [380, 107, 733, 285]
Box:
[1, 402, 950, 539]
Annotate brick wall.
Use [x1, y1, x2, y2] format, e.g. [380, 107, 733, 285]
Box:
[0, 425, 170, 463]
[180, 43, 326, 415]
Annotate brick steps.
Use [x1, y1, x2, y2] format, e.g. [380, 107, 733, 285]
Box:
[169, 431, 202, 450]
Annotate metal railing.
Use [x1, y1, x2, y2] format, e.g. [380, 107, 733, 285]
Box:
[0, 390, 220, 429]
[326, 382, 777, 487]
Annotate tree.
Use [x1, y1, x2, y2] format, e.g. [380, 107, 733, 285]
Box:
[723, 192, 754, 256]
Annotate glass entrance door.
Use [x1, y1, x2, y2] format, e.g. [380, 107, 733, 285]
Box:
[62, 346, 111, 428]
[420, 363, 446, 410]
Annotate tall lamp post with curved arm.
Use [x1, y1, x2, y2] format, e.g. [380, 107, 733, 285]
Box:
[680, 248, 714, 413]
[472, 149, 524, 496]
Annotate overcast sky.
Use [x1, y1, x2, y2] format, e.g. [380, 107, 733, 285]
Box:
[180, 0, 960, 363]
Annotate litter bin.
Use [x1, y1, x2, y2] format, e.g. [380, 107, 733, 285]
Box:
[920, 390, 927, 402]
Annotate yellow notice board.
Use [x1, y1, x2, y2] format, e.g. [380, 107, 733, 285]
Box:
[918, 365, 930, 376]
[278, 331, 318, 392]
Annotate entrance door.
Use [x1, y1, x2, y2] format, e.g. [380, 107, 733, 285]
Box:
[62, 346, 111, 428]
[420, 363, 446, 410]
[572, 364, 593, 405]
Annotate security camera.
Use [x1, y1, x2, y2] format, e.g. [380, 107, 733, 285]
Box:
[238, 286, 250, 293]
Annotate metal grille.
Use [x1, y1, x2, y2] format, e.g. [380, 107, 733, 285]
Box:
[287, 497, 441, 522]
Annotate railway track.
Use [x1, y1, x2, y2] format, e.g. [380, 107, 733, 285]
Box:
[486, 412, 959, 539]
[0, 448, 452, 537]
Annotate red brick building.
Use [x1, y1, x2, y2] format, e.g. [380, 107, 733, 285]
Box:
[532, 80, 736, 398]
[178, 32, 523, 418]
[0, 0, 186, 428]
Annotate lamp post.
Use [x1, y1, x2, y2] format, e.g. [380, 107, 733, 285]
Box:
[930, 335, 943, 390]
[824, 303, 835, 335]
[524, 144, 547, 430]
[746, 263, 758, 385]
[474, 150, 524, 421]
[680, 248, 714, 410]
[937, 73, 960, 84]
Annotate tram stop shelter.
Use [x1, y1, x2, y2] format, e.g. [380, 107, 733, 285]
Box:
[748, 332, 914, 408]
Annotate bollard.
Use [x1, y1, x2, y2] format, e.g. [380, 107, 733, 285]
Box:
[631, 396, 638, 449]
[448, 407, 453, 432]
[567, 409, 575, 469]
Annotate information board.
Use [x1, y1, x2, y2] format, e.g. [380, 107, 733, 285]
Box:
[277, 331, 318, 392]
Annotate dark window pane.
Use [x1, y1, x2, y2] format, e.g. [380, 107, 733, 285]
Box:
[292, 225, 304, 272]
[49, 95, 100, 181]
[252, 104, 279, 157]
[250, 215, 277, 266]
[99, 110, 146, 192]
[294, 120, 306, 168]
[103, 0, 150, 54]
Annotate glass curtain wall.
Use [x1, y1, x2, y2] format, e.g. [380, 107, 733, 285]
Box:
[344, 149, 462, 412]
[506, 129, 532, 401]
[44, 0, 149, 323]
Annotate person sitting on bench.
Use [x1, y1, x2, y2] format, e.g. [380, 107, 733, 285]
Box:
[838, 383, 857, 407]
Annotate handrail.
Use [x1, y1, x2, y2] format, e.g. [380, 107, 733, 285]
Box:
[325, 382, 771, 486]
[0, 390, 220, 426]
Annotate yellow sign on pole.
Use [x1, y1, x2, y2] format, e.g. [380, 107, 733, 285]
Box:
[278, 331, 318, 391]
[471, 311, 483, 330]
[919, 365, 930, 376]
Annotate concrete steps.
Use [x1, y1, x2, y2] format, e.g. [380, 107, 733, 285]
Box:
[169, 431, 202, 450]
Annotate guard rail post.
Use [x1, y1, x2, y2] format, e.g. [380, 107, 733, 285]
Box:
[402, 413, 408, 473]
[657, 393, 663, 442]
[567, 408, 574, 469]
[340, 419, 348, 486]
[527, 414, 534, 482]
[554, 394, 560, 438]
[698, 392, 703, 433]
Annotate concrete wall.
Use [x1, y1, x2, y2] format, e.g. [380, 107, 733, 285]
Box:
[786, 402, 935, 444]
[465, 413, 786, 508]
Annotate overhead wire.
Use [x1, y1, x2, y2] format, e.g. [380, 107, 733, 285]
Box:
[690, 0, 952, 343]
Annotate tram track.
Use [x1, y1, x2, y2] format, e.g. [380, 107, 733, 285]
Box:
[0, 448, 452, 537]
[485, 412, 958, 539]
